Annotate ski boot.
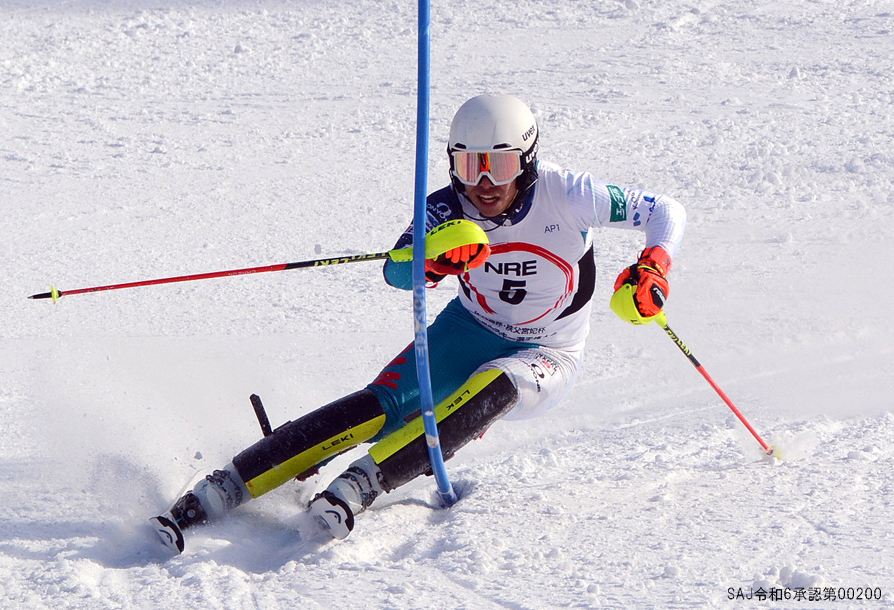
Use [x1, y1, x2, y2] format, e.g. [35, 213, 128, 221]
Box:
[308, 455, 384, 540]
[151, 467, 248, 553]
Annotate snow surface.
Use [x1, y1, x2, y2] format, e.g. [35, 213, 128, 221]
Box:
[2, 0, 893, 608]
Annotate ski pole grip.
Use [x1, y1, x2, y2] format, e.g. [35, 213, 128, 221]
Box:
[388, 219, 488, 263]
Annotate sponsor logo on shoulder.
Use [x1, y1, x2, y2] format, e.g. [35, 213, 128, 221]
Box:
[607, 185, 627, 222]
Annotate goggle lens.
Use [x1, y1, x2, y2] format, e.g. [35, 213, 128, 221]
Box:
[452, 151, 523, 186]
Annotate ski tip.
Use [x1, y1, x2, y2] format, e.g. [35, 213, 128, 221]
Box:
[150, 514, 185, 554]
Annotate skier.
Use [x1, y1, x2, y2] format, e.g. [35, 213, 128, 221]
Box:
[151, 94, 686, 553]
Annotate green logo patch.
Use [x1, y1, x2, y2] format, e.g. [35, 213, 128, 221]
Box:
[607, 185, 627, 222]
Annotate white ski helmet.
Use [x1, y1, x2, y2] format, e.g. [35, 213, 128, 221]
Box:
[447, 94, 539, 197]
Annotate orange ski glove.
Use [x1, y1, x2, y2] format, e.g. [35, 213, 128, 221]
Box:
[425, 242, 491, 282]
[612, 246, 672, 323]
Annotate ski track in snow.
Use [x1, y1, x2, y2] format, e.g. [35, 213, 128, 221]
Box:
[1, 0, 893, 608]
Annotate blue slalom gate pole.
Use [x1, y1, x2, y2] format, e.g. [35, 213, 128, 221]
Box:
[411, 0, 457, 507]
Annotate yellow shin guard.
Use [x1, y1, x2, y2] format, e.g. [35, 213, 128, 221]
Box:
[369, 369, 518, 492]
[232, 389, 386, 499]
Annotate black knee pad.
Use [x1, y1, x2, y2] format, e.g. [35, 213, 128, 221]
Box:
[233, 389, 386, 498]
[369, 369, 518, 491]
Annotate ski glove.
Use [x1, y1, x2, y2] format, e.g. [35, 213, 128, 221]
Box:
[611, 246, 672, 324]
[425, 243, 491, 282]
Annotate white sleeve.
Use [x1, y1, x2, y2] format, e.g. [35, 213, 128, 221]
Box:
[593, 184, 687, 259]
[538, 162, 687, 259]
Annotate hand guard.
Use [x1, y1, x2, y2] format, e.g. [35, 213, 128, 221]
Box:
[425, 243, 491, 283]
[610, 246, 672, 325]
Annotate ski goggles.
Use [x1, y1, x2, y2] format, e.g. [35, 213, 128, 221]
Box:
[451, 150, 523, 186]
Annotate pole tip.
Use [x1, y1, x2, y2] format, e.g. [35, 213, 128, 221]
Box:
[28, 286, 62, 302]
[762, 445, 782, 462]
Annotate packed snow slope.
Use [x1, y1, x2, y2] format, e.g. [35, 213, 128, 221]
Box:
[2, 0, 893, 608]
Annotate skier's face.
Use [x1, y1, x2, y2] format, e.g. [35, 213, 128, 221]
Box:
[465, 176, 519, 218]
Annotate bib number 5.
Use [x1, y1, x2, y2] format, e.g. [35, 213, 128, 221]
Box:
[499, 279, 527, 305]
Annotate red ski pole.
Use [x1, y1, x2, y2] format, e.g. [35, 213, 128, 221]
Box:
[28, 219, 490, 303]
[27, 251, 393, 303]
[655, 313, 775, 457]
